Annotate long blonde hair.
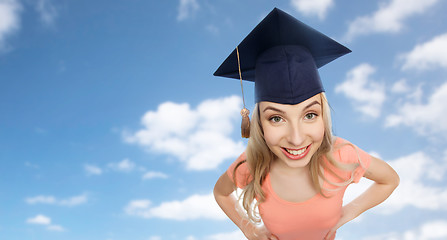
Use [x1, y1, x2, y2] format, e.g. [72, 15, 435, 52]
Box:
[234, 92, 358, 223]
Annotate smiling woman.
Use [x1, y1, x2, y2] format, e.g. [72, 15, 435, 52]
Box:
[213, 8, 399, 240]
[260, 95, 325, 168]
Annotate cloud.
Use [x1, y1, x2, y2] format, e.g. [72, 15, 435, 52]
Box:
[25, 161, 40, 169]
[26, 193, 88, 207]
[26, 214, 65, 231]
[108, 158, 136, 172]
[26, 214, 51, 225]
[124, 96, 245, 171]
[344, 151, 447, 215]
[84, 164, 102, 175]
[183, 230, 247, 240]
[87, 159, 163, 179]
[58, 194, 88, 206]
[204, 230, 246, 240]
[124, 192, 226, 221]
[142, 171, 168, 180]
[35, 0, 58, 26]
[205, 24, 219, 35]
[25, 195, 56, 204]
[46, 224, 65, 232]
[335, 63, 386, 118]
[379, 151, 447, 213]
[400, 33, 447, 71]
[390, 78, 410, 94]
[290, 0, 333, 20]
[385, 81, 447, 135]
[344, 0, 440, 41]
[363, 220, 447, 240]
[177, 0, 199, 21]
[0, 0, 22, 51]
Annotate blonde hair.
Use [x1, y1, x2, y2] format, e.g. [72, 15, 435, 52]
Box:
[234, 92, 359, 223]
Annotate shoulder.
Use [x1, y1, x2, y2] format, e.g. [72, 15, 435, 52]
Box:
[331, 137, 370, 168]
[227, 152, 248, 172]
[226, 152, 252, 188]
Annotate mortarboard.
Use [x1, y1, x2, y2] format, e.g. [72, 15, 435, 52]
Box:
[213, 7, 351, 137]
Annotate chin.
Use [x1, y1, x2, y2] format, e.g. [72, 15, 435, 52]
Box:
[282, 157, 312, 169]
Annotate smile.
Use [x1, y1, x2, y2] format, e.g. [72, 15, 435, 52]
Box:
[281, 144, 312, 160]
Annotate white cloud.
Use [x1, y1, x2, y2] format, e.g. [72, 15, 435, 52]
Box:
[379, 152, 447, 213]
[26, 193, 88, 207]
[385, 81, 447, 135]
[0, 0, 21, 51]
[142, 171, 168, 180]
[46, 224, 65, 232]
[25, 195, 56, 204]
[184, 230, 246, 240]
[345, 151, 447, 215]
[344, 0, 440, 41]
[124, 96, 245, 171]
[363, 220, 447, 240]
[335, 63, 386, 118]
[177, 0, 199, 21]
[84, 164, 102, 175]
[26, 214, 51, 225]
[343, 176, 373, 208]
[290, 0, 333, 20]
[35, 0, 58, 26]
[25, 161, 40, 169]
[26, 214, 65, 232]
[417, 220, 447, 240]
[204, 230, 246, 240]
[108, 158, 135, 172]
[58, 194, 88, 206]
[400, 33, 447, 71]
[391, 78, 410, 94]
[124, 192, 226, 221]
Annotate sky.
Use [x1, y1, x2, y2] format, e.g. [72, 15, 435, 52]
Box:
[1, 0, 447, 239]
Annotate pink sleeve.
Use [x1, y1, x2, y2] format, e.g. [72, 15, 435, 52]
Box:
[226, 152, 252, 188]
[334, 138, 371, 183]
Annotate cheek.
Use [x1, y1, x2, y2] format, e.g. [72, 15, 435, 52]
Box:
[311, 119, 325, 142]
[261, 123, 282, 147]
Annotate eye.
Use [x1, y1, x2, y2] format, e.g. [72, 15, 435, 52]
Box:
[269, 116, 283, 123]
[304, 113, 318, 120]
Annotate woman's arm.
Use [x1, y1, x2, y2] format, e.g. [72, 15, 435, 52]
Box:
[213, 172, 278, 240]
[325, 156, 400, 240]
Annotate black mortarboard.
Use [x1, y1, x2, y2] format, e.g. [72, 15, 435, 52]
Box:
[214, 7, 351, 105]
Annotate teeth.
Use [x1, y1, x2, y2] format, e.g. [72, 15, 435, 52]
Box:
[286, 147, 306, 155]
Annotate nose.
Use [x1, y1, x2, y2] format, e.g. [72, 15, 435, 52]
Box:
[287, 123, 305, 147]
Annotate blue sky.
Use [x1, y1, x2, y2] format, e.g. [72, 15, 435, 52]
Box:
[1, 0, 447, 239]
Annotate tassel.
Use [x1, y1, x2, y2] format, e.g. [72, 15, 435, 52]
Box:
[241, 108, 250, 138]
[236, 47, 250, 138]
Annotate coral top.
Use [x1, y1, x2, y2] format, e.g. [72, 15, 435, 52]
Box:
[227, 138, 371, 240]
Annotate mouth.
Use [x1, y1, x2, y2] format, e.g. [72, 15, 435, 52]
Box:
[280, 144, 312, 160]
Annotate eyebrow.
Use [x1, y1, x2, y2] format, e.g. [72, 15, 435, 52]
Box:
[304, 101, 321, 110]
[262, 106, 286, 114]
[262, 101, 321, 113]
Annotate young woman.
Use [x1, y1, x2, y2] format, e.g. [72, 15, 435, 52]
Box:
[213, 8, 399, 240]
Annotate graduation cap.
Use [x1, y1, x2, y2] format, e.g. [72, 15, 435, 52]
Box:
[214, 7, 351, 137]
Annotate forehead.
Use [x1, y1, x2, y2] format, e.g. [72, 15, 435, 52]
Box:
[259, 94, 321, 111]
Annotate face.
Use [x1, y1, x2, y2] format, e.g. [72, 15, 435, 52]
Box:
[259, 94, 325, 169]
